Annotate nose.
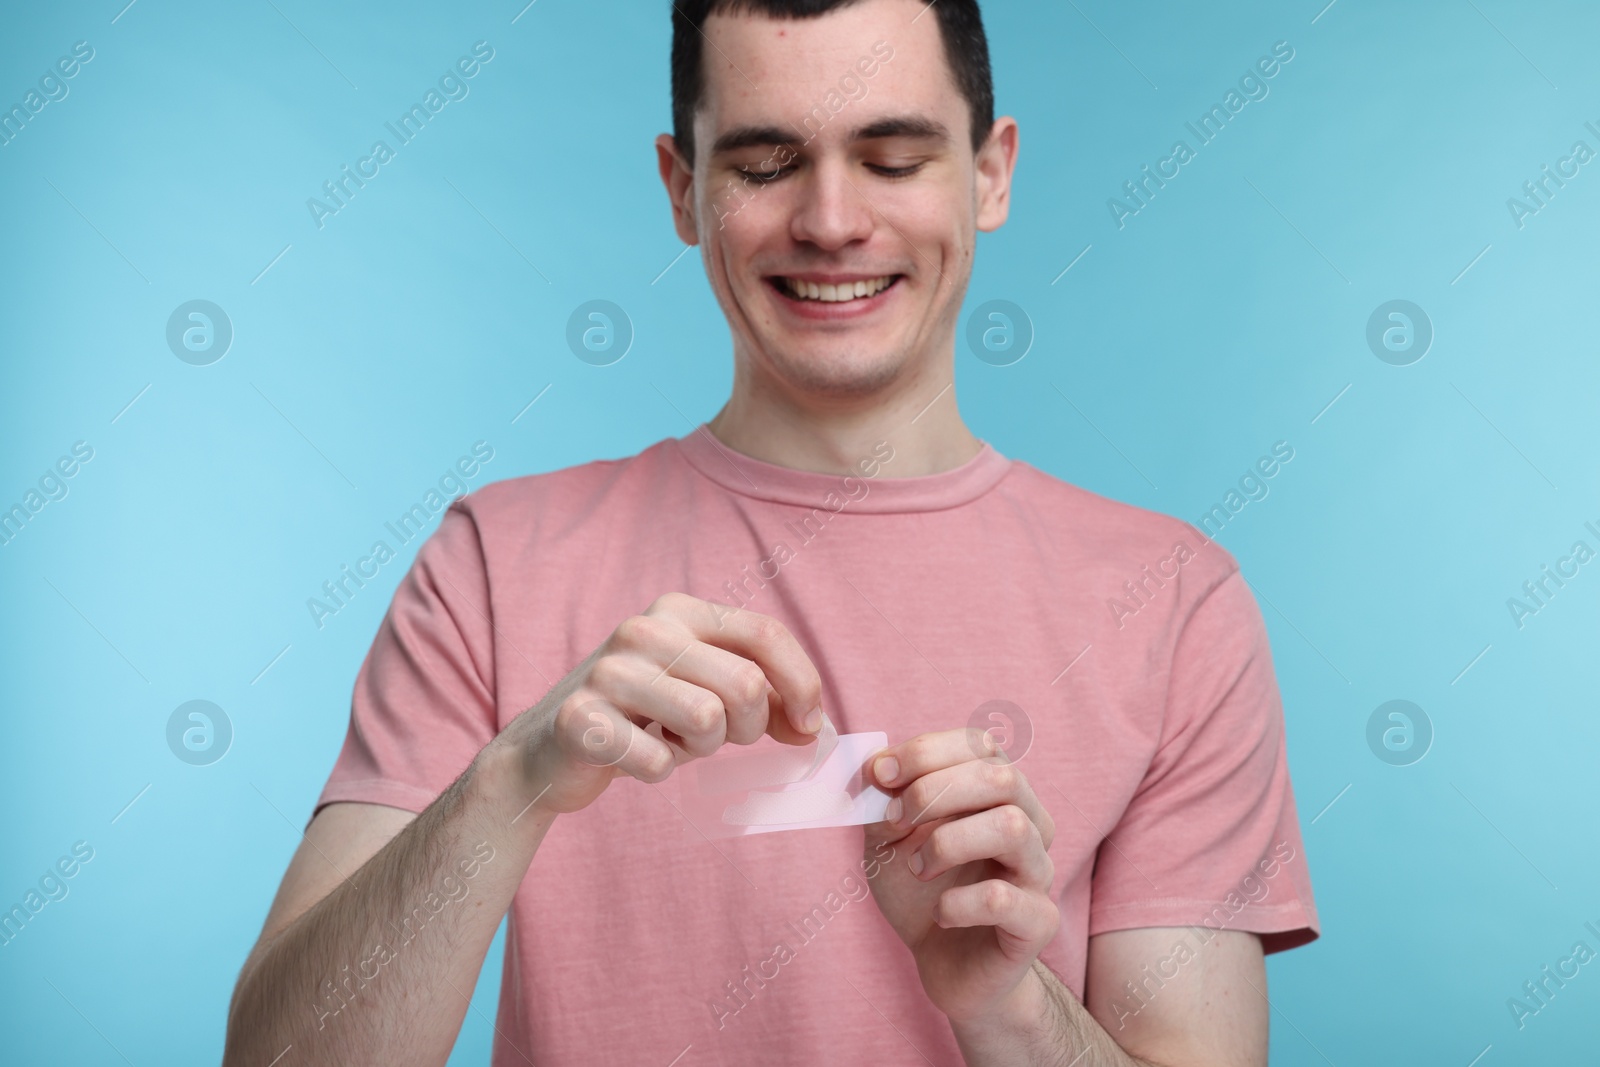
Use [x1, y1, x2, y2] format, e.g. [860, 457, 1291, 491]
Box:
[788, 156, 875, 251]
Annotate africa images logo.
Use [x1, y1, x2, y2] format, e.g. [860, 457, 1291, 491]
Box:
[1107, 40, 1295, 229]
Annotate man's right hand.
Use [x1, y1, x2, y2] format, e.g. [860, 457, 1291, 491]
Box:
[497, 592, 826, 817]
[224, 592, 823, 1067]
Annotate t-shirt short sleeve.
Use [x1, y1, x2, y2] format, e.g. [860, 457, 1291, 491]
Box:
[313, 501, 499, 821]
[1087, 567, 1319, 954]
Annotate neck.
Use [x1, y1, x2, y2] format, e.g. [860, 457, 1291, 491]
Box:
[706, 350, 983, 478]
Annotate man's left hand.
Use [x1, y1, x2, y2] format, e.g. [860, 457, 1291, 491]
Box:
[863, 727, 1060, 1026]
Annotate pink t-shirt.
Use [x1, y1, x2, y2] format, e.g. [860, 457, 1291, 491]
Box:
[316, 426, 1318, 1066]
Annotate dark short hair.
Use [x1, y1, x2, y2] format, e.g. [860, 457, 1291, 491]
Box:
[670, 0, 994, 163]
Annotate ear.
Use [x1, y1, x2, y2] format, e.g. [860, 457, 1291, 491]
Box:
[974, 117, 1019, 233]
[656, 133, 700, 245]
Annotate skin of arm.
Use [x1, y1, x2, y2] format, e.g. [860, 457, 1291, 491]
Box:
[222, 750, 553, 1067]
[862, 731, 1269, 1067]
[223, 593, 826, 1067]
[950, 928, 1267, 1066]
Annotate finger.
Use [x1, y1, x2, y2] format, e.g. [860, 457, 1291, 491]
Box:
[554, 697, 676, 783]
[884, 760, 1054, 847]
[935, 879, 1061, 950]
[864, 807, 939, 851]
[587, 652, 728, 757]
[655, 639, 773, 747]
[604, 610, 774, 748]
[911, 806, 1053, 891]
[761, 684, 816, 748]
[650, 593, 823, 742]
[871, 727, 1000, 791]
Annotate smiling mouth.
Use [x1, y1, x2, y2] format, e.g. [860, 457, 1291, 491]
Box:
[769, 275, 901, 303]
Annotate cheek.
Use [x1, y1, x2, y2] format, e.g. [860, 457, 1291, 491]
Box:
[695, 225, 767, 325]
[897, 187, 965, 255]
[700, 225, 746, 286]
[704, 200, 781, 277]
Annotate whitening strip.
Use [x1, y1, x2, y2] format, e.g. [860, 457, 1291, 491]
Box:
[676, 713, 890, 838]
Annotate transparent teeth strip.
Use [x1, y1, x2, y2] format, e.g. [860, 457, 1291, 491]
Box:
[676, 713, 890, 838]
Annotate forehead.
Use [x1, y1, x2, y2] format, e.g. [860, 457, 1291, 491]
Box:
[696, 0, 962, 141]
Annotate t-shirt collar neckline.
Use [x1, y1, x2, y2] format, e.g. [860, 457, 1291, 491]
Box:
[672, 423, 1010, 514]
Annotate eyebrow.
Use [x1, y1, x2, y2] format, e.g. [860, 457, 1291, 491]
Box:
[709, 115, 952, 155]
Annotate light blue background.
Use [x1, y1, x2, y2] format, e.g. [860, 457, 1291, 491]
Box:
[3, 0, 1596, 1063]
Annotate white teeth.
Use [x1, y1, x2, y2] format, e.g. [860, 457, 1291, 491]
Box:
[782, 276, 893, 302]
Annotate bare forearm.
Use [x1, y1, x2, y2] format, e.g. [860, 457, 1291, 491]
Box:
[951, 961, 1163, 1067]
[223, 741, 548, 1067]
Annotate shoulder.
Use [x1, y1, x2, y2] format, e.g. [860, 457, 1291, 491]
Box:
[452, 436, 680, 533]
[998, 460, 1241, 597]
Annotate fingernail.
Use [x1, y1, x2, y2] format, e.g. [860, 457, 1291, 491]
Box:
[804, 706, 823, 733]
[883, 796, 902, 823]
[908, 851, 924, 876]
[876, 756, 899, 786]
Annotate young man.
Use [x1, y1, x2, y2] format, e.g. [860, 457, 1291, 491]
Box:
[224, 1, 1318, 1064]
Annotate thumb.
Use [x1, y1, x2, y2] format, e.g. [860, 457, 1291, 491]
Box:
[764, 685, 821, 747]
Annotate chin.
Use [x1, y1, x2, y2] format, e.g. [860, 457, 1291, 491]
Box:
[761, 342, 910, 400]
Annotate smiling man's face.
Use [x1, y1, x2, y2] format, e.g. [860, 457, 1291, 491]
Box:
[659, 0, 1016, 403]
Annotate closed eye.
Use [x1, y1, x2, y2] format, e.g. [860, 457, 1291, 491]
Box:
[739, 163, 796, 181]
[868, 162, 924, 179]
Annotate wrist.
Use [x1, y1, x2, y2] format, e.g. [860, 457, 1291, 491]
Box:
[475, 730, 563, 836]
[947, 962, 1059, 1053]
